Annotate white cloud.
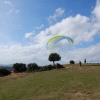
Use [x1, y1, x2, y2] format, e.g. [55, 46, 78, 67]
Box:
[0, 42, 100, 65]
[92, 0, 100, 22]
[7, 9, 20, 14]
[36, 14, 92, 45]
[15, 10, 20, 14]
[4, 1, 20, 14]
[48, 8, 65, 24]
[7, 9, 13, 14]
[4, 1, 13, 6]
[0, 44, 49, 65]
[0, 0, 100, 65]
[24, 32, 35, 39]
[31, 0, 100, 65]
[60, 43, 100, 64]
[36, 24, 44, 29]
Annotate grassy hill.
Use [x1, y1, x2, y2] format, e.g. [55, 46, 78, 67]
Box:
[0, 64, 100, 100]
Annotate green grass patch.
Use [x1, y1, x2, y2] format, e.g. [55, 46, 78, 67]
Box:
[0, 64, 100, 100]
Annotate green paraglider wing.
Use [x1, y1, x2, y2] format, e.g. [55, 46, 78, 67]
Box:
[46, 35, 74, 50]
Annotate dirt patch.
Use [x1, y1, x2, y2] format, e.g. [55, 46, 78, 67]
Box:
[65, 66, 72, 69]
[0, 72, 28, 80]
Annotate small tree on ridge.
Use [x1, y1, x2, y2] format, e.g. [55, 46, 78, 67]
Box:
[48, 53, 61, 67]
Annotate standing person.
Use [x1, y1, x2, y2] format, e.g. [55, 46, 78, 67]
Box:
[79, 60, 82, 67]
[84, 58, 86, 64]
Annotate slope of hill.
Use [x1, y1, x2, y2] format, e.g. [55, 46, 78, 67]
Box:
[0, 65, 100, 100]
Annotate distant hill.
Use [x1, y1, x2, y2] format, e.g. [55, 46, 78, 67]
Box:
[0, 64, 14, 71]
[0, 64, 13, 67]
[6, 67, 14, 71]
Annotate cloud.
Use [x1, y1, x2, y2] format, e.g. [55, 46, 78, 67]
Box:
[48, 8, 65, 24]
[7, 9, 20, 14]
[4, 1, 13, 6]
[0, 0, 100, 65]
[24, 32, 35, 39]
[4, 1, 20, 14]
[92, 0, 100, 21]
[36, 24, 44, 29]
[0, 44, 49, 65]
[60, 43, 100, 64]
[30, 0, 100, 64]
[36, 14, 92, 45]
[0, 42, 100, 65]
[7, 9, 13, 14]
[15, 10, 20, 14]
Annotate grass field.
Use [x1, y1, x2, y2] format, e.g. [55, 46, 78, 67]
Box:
[0, 64, 100, 100]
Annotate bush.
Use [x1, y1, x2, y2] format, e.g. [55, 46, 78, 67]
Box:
[69, 60, 75, 64]
[47, 65, 53, 70]
[38, 65, 53, 71]
[27, 63, 38, 72]
[57, 63, 64, 69]
[53, 63, 64, 69]
[0, 68, 11, 77]
[40, 66, 47, 71]
[13, 63, 26, 72]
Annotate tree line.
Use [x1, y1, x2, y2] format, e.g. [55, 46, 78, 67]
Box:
[0, 53, 64, 77]
[0, 52, 80, 77]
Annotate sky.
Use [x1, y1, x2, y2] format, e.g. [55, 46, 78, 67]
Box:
[0, 0, 100, 65]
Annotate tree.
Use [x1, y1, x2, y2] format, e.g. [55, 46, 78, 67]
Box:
[48, 53, 61, 67]
[27, 63, 38, 72]
[13, 63, 26, 72]
[69, 60, 75, 64]
[0, 68, 11, 77]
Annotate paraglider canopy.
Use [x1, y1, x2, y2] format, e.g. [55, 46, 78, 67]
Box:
[46, 35, 74, 50]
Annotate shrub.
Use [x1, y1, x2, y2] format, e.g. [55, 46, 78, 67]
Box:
[38, 65, 53, 71]
[47, 65, 53, 70]
[13, 63, 26, 72]
[57, 63, 64, 69]
[27, 63, 38, 72]
[69, 60, 75, 64]
[40, 66, 47, 71]
[0, 68, 11, 77]
[53, 63, 64, 69]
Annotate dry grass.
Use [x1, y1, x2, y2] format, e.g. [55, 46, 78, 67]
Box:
[0, 72, 28, 80]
